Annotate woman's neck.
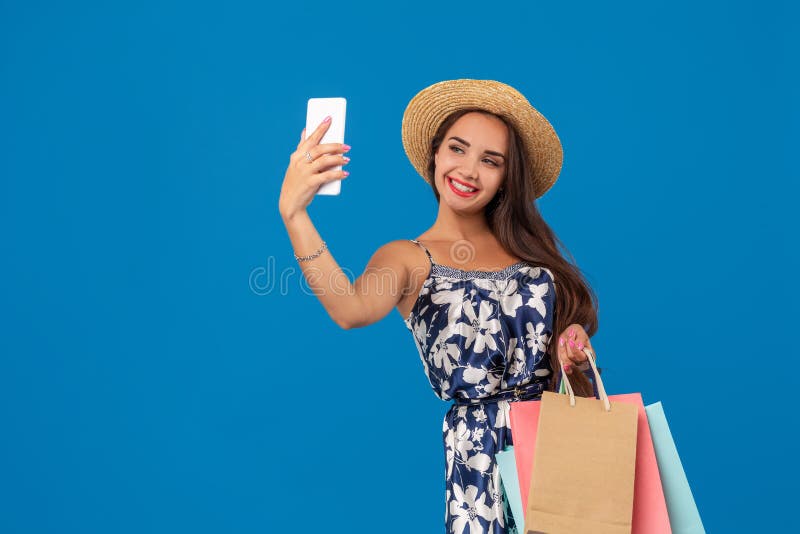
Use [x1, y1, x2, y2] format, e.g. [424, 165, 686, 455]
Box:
[428, 207, 492, 241]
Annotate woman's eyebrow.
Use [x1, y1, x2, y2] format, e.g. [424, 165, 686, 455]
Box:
[448, 136, 506, 159]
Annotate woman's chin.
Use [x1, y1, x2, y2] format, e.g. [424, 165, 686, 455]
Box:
[442, 193, 489, 213]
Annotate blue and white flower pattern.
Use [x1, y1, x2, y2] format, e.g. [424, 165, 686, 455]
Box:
[404, 240, 557, 533]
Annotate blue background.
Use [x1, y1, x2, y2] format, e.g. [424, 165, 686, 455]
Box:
[1, 0, 797, 532]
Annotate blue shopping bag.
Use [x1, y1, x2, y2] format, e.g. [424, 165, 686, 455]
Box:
[645, 402, 706, 534]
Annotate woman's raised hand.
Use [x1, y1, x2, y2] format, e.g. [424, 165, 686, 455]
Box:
[278, 116, 351, 220]
[557, 324, 594, 375]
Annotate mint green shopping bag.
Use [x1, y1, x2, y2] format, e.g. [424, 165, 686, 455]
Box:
[495, 445, 524, 529]
[645, 402, 706, 534]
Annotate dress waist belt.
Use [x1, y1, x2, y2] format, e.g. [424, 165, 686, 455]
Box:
[452, 380, 545, 406]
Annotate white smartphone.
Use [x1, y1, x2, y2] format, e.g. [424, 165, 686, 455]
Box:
[305, 97, 347, 196]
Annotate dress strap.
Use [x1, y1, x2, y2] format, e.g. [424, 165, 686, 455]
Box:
[409, 239, 435, 265]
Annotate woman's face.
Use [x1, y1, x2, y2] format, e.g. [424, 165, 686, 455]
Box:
[433, 111, 508, 210]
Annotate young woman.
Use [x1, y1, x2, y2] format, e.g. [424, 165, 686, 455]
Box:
[279, 79, 600, 533]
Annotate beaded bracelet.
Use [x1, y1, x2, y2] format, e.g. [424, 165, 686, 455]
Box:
[294, 240, 327, 262]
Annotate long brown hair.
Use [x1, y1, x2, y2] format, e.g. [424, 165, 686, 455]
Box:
[426, 108, 599, 397]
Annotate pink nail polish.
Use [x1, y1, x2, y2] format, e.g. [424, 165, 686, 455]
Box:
[323, 115, 331, 123]
[578, 343, 584, 350]
[342, 144, 351, 151]
[569, 340, 575, 348]
[569, 328, 574, 336]
[559, 337, 565, 347]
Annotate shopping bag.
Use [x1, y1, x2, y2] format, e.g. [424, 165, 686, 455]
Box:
[645, 402, 706, 534]
[510, 353, 671, 533]
[508, 400, 541, 514]
[495, 445, 525, 530]
[623, 394, 671, 533]
[522, 349, 639, 534]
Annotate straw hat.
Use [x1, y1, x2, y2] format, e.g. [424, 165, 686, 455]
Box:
[401, 79, 563, 199]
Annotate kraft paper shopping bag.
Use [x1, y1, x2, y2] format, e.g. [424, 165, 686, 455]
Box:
[645, 402, 706, 534]
[523, 350, 639, 534]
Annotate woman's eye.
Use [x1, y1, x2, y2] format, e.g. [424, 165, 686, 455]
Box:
[449, 145, 498, 167]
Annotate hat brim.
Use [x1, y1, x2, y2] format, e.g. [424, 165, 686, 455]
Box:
[401, 79, 563, 199]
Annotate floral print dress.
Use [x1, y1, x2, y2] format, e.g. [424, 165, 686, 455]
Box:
[403, 239, 557, 534]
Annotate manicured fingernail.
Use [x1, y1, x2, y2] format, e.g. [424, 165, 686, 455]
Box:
[342, 171, 349, 176]
[578, 343, 584, 350]
[569, 340, 575, 348]
[323, 115, 331, 123]
[342, 156, 350, 162]
[569, 328, 574, 336]
[559, 337, 565, 347]
[342, 144, 351, 151]
[564, 364, 571, 373]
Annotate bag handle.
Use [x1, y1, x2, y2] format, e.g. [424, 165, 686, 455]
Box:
[560, 347, 611, 412]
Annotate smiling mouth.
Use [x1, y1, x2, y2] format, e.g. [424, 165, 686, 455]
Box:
[447, 176, 480, 194]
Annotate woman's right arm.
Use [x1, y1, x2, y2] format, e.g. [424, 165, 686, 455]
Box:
[279, 117, 411, 330]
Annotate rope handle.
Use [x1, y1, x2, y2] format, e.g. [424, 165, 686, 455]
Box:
[559, 347, 610, 412]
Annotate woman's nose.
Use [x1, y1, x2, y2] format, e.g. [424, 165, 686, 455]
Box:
[459, 158, 481, 179]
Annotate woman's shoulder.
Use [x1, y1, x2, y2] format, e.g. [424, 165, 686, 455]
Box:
[366, 239, 425, 272]
[379, 238, 427, 254]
